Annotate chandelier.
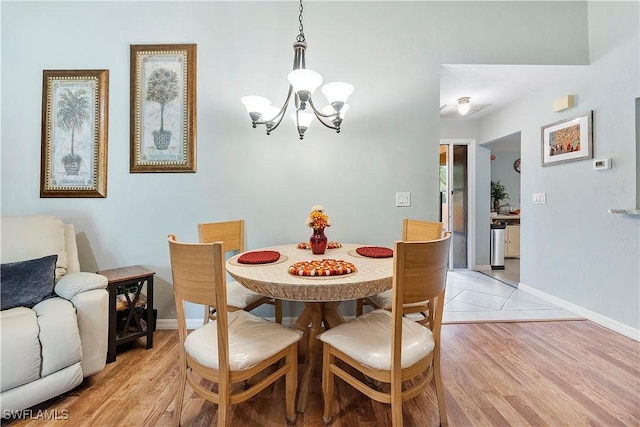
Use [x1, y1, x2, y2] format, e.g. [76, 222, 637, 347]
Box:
[241, 0, 354, 140]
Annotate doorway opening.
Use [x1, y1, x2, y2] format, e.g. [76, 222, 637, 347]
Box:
[440, 140, 476, 269]
[480, 132, 521, 287]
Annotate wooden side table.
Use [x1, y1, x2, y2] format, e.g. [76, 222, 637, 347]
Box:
[97, 265, 155, 363]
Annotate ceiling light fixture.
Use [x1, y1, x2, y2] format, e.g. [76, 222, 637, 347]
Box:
[241, 0, 354, 140]
[457, 97, 471, 116]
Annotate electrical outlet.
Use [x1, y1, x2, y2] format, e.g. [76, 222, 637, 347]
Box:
[533, 192, 546, 204]
[396, 192, 411, 207]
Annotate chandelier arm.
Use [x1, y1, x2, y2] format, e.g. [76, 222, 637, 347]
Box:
[312, 110, 340, 131]
[250, 86, 294, 128]
[266, 91, 293, 134]
[307, 97, 338, 119]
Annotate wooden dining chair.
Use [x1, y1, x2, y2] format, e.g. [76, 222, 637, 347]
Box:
[356, 219, 446, 325]
[319, 235, 451, 426]
[168, 235, 302, 427]
[402, 218, 444, 241]
[198, 220, 282, 324]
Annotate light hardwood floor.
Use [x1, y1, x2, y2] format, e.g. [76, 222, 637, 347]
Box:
[5, 320, 639, 426]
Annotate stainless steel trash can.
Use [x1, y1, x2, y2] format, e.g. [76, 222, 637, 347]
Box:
[490, 224, 506, 270]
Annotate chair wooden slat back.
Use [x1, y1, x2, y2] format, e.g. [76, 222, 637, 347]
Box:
[168, 234, 226, 314]
[197, 220, 283, 325]
[395, 232, 451, 306]
[168, 234, 232, 382]
[198, 220, 245, 253]
[402, 218, 444, 241]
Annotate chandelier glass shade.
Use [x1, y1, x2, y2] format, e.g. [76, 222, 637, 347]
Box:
[241, 0, 354, 140]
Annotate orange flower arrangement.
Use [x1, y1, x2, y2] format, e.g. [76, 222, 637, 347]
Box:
[305, 205, 331, 230]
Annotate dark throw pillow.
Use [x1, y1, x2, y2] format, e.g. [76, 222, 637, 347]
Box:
[1, 254, 58, 310]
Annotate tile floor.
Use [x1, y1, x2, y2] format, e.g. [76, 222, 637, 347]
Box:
[443, 266, 584, 324]
[479, 258, 520, 287]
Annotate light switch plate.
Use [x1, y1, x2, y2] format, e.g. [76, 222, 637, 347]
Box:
[396, 192, 411, 207]
[533, 192, 546, 204]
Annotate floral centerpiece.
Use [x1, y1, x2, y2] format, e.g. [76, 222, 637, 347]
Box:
[306, 205, 330, 254]
[306, 205, 331, 230]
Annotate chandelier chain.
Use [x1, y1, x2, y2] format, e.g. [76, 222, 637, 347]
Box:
[296, 0, 305, 42]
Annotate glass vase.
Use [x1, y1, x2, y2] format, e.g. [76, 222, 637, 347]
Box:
[310, 228, 328, 255]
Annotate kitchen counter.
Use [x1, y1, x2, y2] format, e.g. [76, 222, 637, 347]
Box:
[492, 214, 520, 220]
[491, 214, 520, 226]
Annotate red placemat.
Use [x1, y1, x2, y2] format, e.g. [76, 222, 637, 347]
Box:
[356, 246, 393, 258]
[238, 250, 281, 265]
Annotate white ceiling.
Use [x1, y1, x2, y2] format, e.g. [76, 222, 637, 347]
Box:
[440, 64, 587, 150]
[440, 64, 586, 120]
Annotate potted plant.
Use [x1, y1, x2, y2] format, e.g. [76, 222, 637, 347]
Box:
[146, 68, 179, 150]
[57, 88, 90, 175]
[491, 180, 509, 212]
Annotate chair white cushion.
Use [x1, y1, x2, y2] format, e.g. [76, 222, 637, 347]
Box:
[184, 310, 302, 371]
[226, 280, 267, 309]
[366, 290, 393, 309]
[367, 290, 428, 310]
[0, 298, 81, 392]
[1, 308, 41, 391]
[318, 309, 434, 370]
[33, 298, 82, 377]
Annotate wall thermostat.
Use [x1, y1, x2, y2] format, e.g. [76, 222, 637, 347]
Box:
[593, 158, 611, 170]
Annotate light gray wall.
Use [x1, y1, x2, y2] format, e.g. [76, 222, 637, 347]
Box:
[1, 1, 595, 321]
[475, 2, 639, 330]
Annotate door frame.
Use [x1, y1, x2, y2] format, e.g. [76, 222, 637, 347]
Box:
[440, 138, 477, 270]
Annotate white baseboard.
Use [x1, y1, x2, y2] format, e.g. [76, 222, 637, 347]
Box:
[157, 318, 199, 330]
[474, 264, 492, 271]
[519, 282, 640, 342]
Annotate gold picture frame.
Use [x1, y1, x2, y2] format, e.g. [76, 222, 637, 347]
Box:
[130, 44, 197, 173]
[40, 69, 109, 198]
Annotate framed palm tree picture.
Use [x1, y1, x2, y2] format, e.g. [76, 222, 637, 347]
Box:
[130, 44, 197, 173]
[40, 69, 109, 198]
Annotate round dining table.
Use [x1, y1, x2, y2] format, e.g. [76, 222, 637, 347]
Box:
[226, 243, 393, 412]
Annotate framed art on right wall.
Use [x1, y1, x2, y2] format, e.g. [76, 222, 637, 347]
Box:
[541, 110, 593, 166]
